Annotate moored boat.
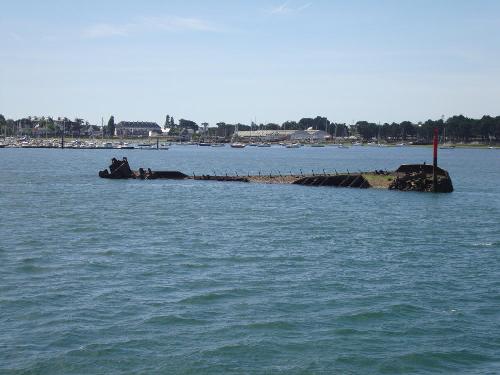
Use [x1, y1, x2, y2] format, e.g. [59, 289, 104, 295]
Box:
[230, 143, 246, 148]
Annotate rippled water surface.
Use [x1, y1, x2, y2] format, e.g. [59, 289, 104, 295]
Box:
[1, 146, 500, 374]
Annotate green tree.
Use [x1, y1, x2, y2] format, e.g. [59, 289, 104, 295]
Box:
[73, 118, 84, 137]
[0, 114, 6, 137]
[107, 116, 115, 137]
[298, 118, 314, 130]
[164, 115, 170, 129]
[168, 127, 180, 136]
[216, 122, 235, 138]
[179, 119, 198, 131]
[355, 121, 378, 140]
[264, 123, 280, 130]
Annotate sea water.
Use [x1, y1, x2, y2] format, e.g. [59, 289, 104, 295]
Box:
[1, 146, 499, 374]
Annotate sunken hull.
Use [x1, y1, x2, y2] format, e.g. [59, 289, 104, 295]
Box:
[99, 158, 453, 193]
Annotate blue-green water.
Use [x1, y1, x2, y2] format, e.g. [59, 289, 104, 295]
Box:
[1, 146, 499, 374]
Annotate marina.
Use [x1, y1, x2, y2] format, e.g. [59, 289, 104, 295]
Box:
[1, 136, 498, 150]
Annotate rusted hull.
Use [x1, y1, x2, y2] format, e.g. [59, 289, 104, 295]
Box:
[99, 158, 453, 193]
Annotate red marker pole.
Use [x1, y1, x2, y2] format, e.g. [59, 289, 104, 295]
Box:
[433, 127, 438, 192]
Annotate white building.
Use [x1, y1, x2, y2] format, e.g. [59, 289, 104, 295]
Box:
[115, 121, 162, 137]
[236, 129, 331, 142]
[290, 130, 331, 141]
[236, 130, 296, 141]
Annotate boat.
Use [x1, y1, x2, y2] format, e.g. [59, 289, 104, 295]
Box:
[439, 128, 456, 149]
[286, 143, 300, 148]
[118, 142, 135, 149]
[310, 143, 325, 147]
[257, 143, 271, 147]
[198, 142, 211, 146]
[230, 143, 246, 148]
[230, 123, 246, 148]
[337, 144, 350, 148]
[211, 143, 225, 147]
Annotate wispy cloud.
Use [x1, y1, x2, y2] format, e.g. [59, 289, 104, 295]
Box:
[82, 16, 218, 39]
[9, 32, 24, 41]
[83, 24, 129, 38]
[141, 16, 217, 32]
[269, 2, 312, 15]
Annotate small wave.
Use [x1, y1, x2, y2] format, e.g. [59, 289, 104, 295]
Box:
[388, 303, 426, 315]
[471, 241, 499, 248]
[201, 341, 280, 358]
[383, 350, 492, 371]
[179, 262, 209, 269]
[179, 291, 234, 304]
[244, 320, 296, 331]
[16, 264, 48, 274]
[339, 310, 387, 322]
[85, 260, 113, 269]
[333, 328, 363, 335]
[336, 355, 378, 366]
[98, 249, 115, 256]
[143, 315, 207, 326]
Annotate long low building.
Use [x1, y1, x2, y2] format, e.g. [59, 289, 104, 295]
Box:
[290, 130, 331, 141]
[236, 129, 331, 142]
[235, 130, 296, 141]
[115, 121, 162, 137]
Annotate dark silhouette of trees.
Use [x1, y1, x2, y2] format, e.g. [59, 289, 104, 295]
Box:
[178, 119, 198, 131]
[73, 118, 84, 137]
[107, 116, 115, 137]
[0, 114, 6, 137]
[281, 120, 300, 130]
[1, 112, 499, 143]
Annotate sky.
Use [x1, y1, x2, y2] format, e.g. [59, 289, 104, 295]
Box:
[1, 0, 499, 126]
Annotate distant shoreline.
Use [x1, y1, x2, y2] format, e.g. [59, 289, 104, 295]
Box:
[1, 136, 498, 150]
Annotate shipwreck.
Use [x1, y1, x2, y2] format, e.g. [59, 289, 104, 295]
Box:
[98, 157, 453, 193]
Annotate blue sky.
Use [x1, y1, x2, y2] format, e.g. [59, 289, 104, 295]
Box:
[1, 0, 499, 126]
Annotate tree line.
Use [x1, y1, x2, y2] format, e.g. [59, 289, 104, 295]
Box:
[0, 115, 102, 137]
[2, 113, 499, 142]
[177, 115, 500, 142]
[355, 115, 500, 143]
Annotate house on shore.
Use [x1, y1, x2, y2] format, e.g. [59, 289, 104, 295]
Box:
[115, 121, 162, 137]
